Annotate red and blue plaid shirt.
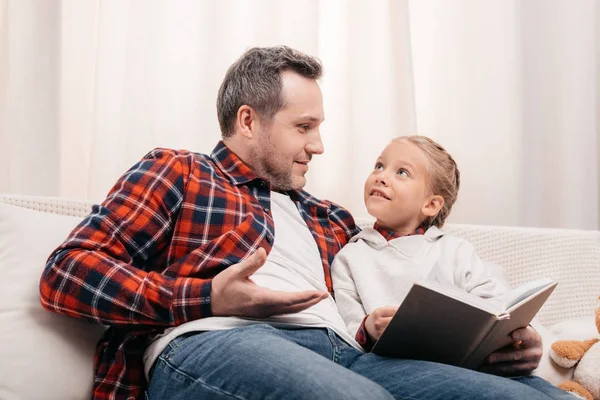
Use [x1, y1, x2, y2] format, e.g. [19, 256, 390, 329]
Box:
[355, 222, 426, 350]
[40, 141, 359, 400]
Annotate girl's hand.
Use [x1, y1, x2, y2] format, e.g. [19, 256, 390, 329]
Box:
[365, 306, 397, 341]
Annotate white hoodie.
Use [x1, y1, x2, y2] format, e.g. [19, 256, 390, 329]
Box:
[331, 226, 509, 344]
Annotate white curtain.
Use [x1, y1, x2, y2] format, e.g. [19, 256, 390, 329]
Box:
[409, 0, 600, 230]
[1, 0, 599, 230]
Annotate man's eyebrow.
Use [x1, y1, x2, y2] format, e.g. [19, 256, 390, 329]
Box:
[295, 115, 323, 123]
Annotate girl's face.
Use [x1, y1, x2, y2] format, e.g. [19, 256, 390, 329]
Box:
[364, 140, 443, 234]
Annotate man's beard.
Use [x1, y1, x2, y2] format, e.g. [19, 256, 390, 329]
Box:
[249, 128, 299, 191]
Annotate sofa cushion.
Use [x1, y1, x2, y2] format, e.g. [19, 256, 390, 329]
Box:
[0, 203, 105, 400]
[549, 316, 597, 341]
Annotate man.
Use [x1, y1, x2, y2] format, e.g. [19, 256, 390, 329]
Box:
[40, 46, 572, 400]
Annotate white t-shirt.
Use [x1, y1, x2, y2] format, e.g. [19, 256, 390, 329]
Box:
[143, 191, 360, 379]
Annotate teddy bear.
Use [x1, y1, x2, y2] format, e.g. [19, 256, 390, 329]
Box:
[549, 296, 600, 400]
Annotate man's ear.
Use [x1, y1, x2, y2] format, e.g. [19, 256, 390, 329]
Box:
[236, 105, 257, 139]
[422, 195, 444, 218]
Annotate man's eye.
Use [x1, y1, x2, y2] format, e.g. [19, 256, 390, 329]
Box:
[298, 124, 310, 132]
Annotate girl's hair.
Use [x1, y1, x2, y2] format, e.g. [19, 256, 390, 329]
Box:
[393, 136, 461, 228]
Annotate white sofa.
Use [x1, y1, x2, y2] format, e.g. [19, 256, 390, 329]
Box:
[0, 194, 598, 400]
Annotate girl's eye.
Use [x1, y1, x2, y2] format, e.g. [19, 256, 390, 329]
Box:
[374, 163, 384, 171]
[397, 169, 409, 177]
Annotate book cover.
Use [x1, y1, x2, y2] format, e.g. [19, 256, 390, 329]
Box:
[370, 277, 557, 369]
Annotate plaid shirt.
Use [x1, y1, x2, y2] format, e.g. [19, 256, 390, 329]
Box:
[355, 222, 426, 350]
[40, 141, 359, 400]
[372, 222, 426, 241]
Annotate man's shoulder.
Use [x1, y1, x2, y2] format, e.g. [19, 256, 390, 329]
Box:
[143, 147, 209, 162]
[141, 147, 218, 172]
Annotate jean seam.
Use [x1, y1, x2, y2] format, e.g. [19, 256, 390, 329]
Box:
[325, 329, 341, 364]
[157, 357, 249, 400]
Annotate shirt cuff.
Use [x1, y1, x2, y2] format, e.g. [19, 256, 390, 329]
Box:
[356, 314, 376, 352]
[171, 277, 213, 324]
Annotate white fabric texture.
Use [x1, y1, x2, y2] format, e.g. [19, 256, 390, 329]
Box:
[332, 226, 507, 341]
[1, 1, 598, 230]
[0, 202, 105, 400]
[0, 194, 94, 217]
[408, 0, 600, 230]
[549, 317, 598, 341]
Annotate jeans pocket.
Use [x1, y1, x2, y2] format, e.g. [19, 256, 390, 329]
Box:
[161, 331, 198, 361]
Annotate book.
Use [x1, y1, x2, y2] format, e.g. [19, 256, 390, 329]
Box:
[370, 276, 558, 370]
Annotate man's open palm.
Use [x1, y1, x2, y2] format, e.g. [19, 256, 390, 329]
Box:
[211, 248, 329, 318]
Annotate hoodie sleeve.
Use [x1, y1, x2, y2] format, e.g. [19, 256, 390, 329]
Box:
[453, 239, 510, 298]
[331, 246, 371, 348]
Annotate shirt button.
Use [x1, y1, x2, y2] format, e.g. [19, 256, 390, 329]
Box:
[266, 234, 273, 243]
[264, 207, 270, 214]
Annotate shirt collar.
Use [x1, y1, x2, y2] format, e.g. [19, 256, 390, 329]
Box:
[211, 141, 259, 185]
[372, 222, 426, 241]
[288, 189, 330, 211]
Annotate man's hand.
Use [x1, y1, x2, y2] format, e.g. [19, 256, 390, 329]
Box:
[211, 248, 329, 318]
[365, 306, 397, 342]
[479, 326, 543, 376]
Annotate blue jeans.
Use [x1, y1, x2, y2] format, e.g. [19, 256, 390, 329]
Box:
[146, 324, 574, 400]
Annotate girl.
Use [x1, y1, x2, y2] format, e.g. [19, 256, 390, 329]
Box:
[332, 136, 507, 351]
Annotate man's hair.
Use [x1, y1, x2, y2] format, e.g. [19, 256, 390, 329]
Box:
[217, 46, 323, 138]
[393, 136, 461, 228]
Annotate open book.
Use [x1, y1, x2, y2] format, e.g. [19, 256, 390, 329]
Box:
[370, 276, 558, 370]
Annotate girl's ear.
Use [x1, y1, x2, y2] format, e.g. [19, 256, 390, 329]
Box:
[422, 195, 444, 218]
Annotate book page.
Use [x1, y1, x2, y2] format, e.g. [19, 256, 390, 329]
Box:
[416, 279, 506, 316]
[495, 278, 555, 310]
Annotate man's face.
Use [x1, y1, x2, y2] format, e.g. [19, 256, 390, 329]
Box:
[249, 71, 325, 191]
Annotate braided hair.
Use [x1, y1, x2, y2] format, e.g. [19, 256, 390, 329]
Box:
[392, 136, 461, 228]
